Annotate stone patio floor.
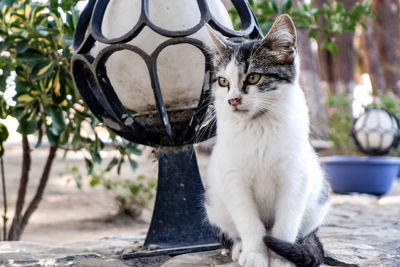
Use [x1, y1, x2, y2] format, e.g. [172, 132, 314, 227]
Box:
[1, 180, 399, 267]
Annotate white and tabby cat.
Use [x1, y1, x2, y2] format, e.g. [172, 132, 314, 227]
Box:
[204, 15, 330, 267]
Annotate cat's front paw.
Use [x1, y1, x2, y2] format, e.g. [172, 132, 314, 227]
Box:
[231, 240, 242, 262]
[238, 251, 269, 267]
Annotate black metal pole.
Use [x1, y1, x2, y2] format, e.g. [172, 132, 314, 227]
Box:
[122, 145, 219, 259]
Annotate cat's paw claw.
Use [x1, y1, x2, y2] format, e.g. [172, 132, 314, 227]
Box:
[231, 241, 242, 262]
[238, 251, 269, 267]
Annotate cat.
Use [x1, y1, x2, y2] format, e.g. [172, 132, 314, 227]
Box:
[204, 14, 330, 267]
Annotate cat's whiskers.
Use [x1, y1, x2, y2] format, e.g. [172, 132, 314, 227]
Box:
[193, 105, 216, 145]
[192, 117, 216, 158]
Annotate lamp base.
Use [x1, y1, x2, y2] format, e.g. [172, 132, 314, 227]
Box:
[122, 145, 220, 259]
[121, 243, 221, 259]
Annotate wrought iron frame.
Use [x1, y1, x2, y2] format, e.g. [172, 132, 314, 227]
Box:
[71, 0, 262, 147]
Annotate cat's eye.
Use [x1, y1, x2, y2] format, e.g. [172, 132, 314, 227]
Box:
[218, 77, 230, 87]
[245, 73, 261, 85]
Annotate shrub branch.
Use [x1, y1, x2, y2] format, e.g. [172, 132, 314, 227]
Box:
[21, 145, 58, 232]
[1, 157, 7, 240]
[8, 135, 31, 240]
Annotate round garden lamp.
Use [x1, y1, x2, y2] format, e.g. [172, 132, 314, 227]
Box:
[352, 108, 400, 155]
[71, 0, 262, 259]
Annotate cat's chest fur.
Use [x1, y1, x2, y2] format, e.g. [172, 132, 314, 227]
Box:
[207, 83, 313, 223]
[208, 115, 302, 221]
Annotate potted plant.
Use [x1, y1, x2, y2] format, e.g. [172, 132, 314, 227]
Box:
[322, 93, 400, 195]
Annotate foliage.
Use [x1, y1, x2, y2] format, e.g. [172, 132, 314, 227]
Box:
[230, 0, 372, 54]
[370, 92, 400, 121]
[67, 166, 157, 218]
[0, 0, 147, 239]
[0, 0, 141, 172]
[326, 90, 358, 154]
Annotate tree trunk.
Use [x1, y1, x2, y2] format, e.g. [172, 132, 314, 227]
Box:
[391, 0, 400, 90]
[293, 0, 328, 138]
[359, 18, 385, 90]
[1, 158, 7, 240]
[297, 29, 328, 139]
[372, 0, 400, 93]
[314, 0, 357, 94]
[392, 0, 400, 42]
[8, 136, 31, 241]
[7, 142, 58, 241]
[331, 31, 356, 94]
[313, 0, 333, 91]
[20, 145, 58, 234]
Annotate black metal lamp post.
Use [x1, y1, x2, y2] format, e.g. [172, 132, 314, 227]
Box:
[352, 108, 400, 155]
[71, 0, 261, 259]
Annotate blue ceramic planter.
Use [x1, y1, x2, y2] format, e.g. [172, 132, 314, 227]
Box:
[321, 156, 400, 195]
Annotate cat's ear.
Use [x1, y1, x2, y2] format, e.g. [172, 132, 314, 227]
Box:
[206, 26, 227, 54]
[261, 14, 297, 63]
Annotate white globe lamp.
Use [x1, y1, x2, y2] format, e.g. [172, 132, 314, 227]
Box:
[352, 108, 399, 155]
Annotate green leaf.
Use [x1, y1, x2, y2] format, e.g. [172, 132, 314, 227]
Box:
[3, 0, 17, 7]
[85, 158, 93, 174]
[321, 38, 338, 54]
[15, 81, 31, 93]
[0, 99, 8, 119]
[59, 0, 77, 12]
[16, 39, 29, 54]
[90, 145, 102, 164]
[0, 62, 12, 92]
[117, 157, 124, 175]
[0, 143, 4, 157]
[35, 123, 43, 148]
[16, 49, 45, 63]
[90, 173, 100, 187]
[128, 145, 142, 156]
[129, 157, 138, 172]
[308, 28, 318, 39]
[47, 106, 65, 135]
[302, 2, 311, 12]
[0, 123, 9, 142]
[17, 110, 38, 135]
[333, 2, 345, 14]
[16, 93, 34, 103]
[267, 1, 278, 14]
[59, 124, 70, 145]
[106, 157, 119, 172]
[360, 22, 368, 30]
[46, 126, 60, 145]
[281, 0, 292, 14]
[32, 60, 56, 80]
[53, 70, 62, 97]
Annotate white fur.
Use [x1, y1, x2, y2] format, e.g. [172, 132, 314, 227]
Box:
[204, 53, 329, 267]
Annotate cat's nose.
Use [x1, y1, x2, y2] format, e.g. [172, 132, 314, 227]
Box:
[228, 97, 242, 108]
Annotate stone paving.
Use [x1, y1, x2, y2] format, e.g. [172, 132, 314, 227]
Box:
[1, 180, 399, 267]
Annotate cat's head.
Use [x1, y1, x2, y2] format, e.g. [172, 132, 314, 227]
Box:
[209, 15, 298, 121]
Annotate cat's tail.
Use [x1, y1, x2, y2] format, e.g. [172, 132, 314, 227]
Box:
[264, 233, 359, 267]
[263, 231, 324, 267]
